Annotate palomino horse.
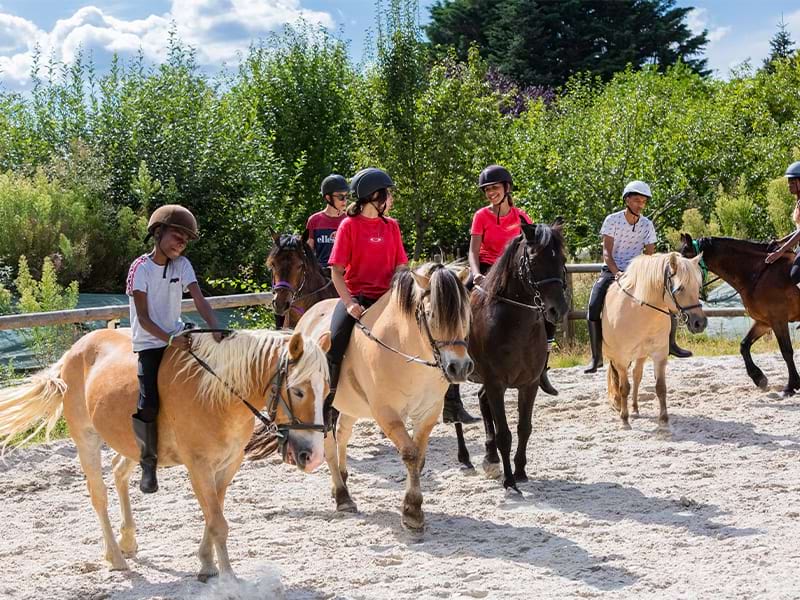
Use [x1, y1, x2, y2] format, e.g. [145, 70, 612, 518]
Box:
[288, 263, 471, 530]
[268, 233, 337, 328]
[0, 328, 329, 580]
[680, 234, 800, 396]
[455, 222, 569, 492]
[603, 252, 706, 428]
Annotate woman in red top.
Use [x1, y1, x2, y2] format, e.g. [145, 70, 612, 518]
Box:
[444, 166, 557, 423]
[324, 167, 408, 424]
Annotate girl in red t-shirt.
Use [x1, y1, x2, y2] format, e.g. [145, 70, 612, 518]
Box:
[444, 166, 557, 424]
[324, 167, 408, 426]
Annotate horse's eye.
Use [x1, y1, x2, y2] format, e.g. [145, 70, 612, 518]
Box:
[291, 389, 304, 399]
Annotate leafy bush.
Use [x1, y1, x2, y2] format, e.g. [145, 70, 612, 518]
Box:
[766, 176, 797, 237]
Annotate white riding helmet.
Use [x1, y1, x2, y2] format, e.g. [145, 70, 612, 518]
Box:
[622, 180, 652, 199]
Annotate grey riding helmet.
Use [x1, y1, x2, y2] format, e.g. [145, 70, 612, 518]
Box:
[350, 167, 394, 200]
[320, 174, 349, 196]
[785, 161, 800, 178]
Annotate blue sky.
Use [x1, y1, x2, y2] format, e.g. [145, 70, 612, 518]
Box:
[1, 1, 799, 90]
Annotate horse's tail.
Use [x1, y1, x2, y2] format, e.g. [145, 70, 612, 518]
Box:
[0, 359, 67, 454]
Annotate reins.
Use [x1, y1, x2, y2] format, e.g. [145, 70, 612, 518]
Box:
[182, 330, 325, 441]
[615, 264, 703, 323]
[273, 264, 334, 316]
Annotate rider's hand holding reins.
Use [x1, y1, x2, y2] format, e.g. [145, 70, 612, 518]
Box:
[169, 333, 192, 351]
[346, 302, 365, 319]
[473, 273, 486, 286]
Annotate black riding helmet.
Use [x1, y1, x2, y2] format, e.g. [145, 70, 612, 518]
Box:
[320, 174, 349, 197]
[350, 167, 394, 200]
[478, 165, 513, 189]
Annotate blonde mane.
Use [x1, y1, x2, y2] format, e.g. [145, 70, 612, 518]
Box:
[176, 329, 328, 408]
[621, 252, 702, 308]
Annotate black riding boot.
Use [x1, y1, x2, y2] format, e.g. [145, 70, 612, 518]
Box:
[324, 360, 341, 433]
[132, 415, 158, 494]
[669, 314, 692, 358]
[443, 384, 479, 425]
[584, 321, 603, 373]
[539, 353, 558, 396]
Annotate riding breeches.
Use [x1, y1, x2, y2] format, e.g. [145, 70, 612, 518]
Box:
[791, 251, 800, 286]
[587, 268, 616, 322]
[327, 296, 379, 368]
[136, 346, 166, 423]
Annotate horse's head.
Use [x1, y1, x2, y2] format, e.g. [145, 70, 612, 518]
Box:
[402, 263, 474, 382]
[519, 220, 569, 325]
[273, 331, 330, 473]
[266, 233, 310, 317]
[667, 252, 708, 334]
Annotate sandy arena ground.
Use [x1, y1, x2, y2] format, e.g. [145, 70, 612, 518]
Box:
[2, 353, 800, 600]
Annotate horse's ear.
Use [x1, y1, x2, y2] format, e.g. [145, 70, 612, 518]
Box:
[680, 232, 692, 246]
[691, 252, 704, 266]
[271, 231, 281, 245]
[288, 331, 305, 361]
[552, 216, 564, 228]
[457, 266, 470, 284]
[317, 331, 331, 353]
[520, 222, 536, 241]
[669, 252, 679, 274]
[411, 271, 431, 291]
[302, 228, 310, 243]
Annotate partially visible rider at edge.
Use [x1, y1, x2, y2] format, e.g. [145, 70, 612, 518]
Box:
[583, 180, 693, 375]
[765, 162, 800, 277]
[443, 164, 558, 426]
[324, 167, 409, 430]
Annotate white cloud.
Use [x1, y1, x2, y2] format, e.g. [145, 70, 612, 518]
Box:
[0, 0, 333, 89]
[686, 8, 731, 46]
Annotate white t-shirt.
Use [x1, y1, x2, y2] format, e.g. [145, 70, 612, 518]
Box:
[600, 209, 657, 271]
[126, 255, 197, 352]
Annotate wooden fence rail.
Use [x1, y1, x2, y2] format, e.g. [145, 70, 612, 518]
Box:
[0, 265, 746, 334]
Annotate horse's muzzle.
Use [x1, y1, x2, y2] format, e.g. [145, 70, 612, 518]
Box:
[282, 432, 324, 473]
[444, 355, 474, 383]
[686, 312, 708, 334]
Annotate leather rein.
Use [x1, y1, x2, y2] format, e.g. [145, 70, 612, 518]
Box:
[615, 265, 703, 323]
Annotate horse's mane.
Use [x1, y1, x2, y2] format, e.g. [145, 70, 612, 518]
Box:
[176, 329, 328, 408]
[702, 236, 771, 255]
[391, 263, 471, 335]
[482, 224, 564, 299]
[622, 252, 701, 307]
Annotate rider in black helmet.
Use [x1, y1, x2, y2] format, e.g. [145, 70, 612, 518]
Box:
[766, 162, 800, 279]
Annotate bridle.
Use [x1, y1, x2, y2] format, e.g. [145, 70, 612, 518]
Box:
[272, 261, 334, 316]
[353, 275, 468, 382]
[615, 264, 703, 324]
[184, 330, 325, 449]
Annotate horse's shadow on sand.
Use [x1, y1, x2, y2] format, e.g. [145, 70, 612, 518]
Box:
[303, 507, 638, 591]
[666, 414, 800, 450]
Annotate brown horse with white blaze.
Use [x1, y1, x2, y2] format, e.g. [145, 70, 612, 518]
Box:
[0, 327, 329, 580]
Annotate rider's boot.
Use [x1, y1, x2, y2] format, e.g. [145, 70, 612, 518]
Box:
[539, 352, 558, 396]
[324, 360, 341, 433]
[584, 321, 603, 373]
[443, 384, 479, 425]
[132, 415, 158, 494]
[669, 313, 692, 358]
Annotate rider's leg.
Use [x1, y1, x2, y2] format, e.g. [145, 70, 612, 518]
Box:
[132, 347, 165, 494]
[584, 269, 614, 373]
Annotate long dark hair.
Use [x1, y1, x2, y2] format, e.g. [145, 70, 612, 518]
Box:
[347, 188, 389, 219]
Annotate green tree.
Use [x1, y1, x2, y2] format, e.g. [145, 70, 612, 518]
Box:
[427, 0, 709, 87]
[763, 17, 796, 72]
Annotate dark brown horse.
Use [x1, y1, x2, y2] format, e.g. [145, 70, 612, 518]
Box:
[680, 233, 800, 396]
[457, 222, 569, 493]
[267, 233, 338, 328]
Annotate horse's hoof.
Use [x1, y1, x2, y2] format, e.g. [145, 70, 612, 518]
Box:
[401, 511, 425, 532]
[781, 387, 796, 398]
[108, 559, 129, 571]
[620, 420, 632, 430]
[632, 409, 640, 418]
[504, 485, 523, 498]
[459, 462, 476, 472]
[755, 375, 769, 390]
[197, 570, 219, 583]
[482, 459, 502, 479]
[118, 538, 137, 556]
[336, 500, 358, 513]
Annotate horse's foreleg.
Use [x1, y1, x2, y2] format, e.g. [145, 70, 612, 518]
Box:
[74, 430, 128, 570]
[772, 321, 800, 396]
[478, 387, 500, 473]
[613, 361, 632, 429]
[186, 465, 234, 582]
[373, 406, 424, 530]
[111, 453, 137, 556]
[483, 384, 516, 491]
[607, 364, 621, 411]
[454, 423, 473, 470]
[653, 357, 669, 427]
[741, 321, 771, 389]
[513, 384, 537, 483]
[328, 413, 357, 512]
[631, 358, 646, 417]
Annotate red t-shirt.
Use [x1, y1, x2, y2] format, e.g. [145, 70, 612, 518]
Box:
[471, 206, 533, 265]
[328, 215, 409, 299]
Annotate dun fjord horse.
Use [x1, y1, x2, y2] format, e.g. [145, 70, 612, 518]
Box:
[0, 328, 329, 580]
[286, 263, 471, 530]
[603, 252, 706, 428]
[680, 234, 800, 396]
[268, 233, 337, 328]
[456, 222, 569, 493]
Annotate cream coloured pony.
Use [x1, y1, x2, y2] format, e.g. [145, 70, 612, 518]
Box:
[0, 327, 329, 580]
[603, 252, 707, 428]
[297, 263, 472, 530]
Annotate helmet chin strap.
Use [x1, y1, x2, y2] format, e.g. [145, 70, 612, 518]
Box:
[625, 204, 641, 232]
